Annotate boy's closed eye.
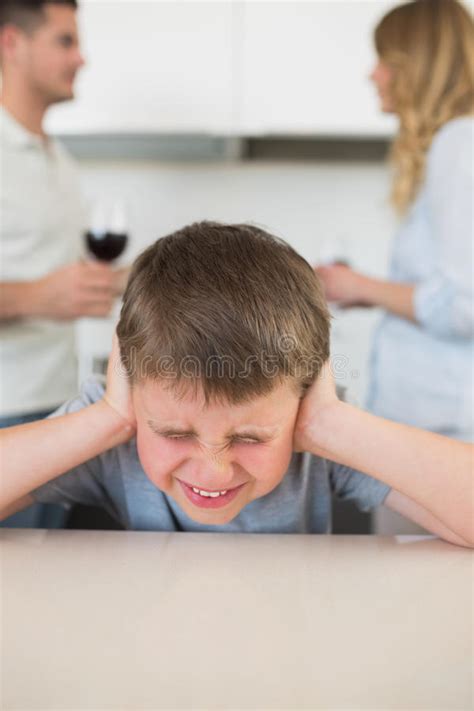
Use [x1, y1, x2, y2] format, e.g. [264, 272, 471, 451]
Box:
[147, 423, 268, 447]
[162, 433, 264, 446]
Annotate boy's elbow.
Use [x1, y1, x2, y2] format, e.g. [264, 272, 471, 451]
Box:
[460, 532, 474, 550]
[447, 538, 474, 550]
[453, 519, 474, 549]
[438, 529, 474, 549]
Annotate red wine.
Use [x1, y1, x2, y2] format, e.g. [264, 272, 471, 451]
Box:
[86, 231, 128, 262]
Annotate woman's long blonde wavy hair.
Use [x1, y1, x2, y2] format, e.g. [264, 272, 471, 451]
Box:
[375, 0, 474, 214]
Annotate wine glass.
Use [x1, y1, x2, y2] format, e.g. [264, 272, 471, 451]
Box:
[85, 200, 129, 263]
[80, 200, 129, 379]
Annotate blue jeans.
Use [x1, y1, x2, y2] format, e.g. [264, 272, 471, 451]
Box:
[0, 409, 69, 529]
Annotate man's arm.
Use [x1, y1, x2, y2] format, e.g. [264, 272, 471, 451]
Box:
[0, 282, 39, 319]
[294, 364, 474, 548]
[0, 262, 124, 320]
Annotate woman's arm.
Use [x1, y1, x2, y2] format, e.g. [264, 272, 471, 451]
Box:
[316, 120, 474, 336]
[294, 363, 474, 547]
[315, 264, 416, 321]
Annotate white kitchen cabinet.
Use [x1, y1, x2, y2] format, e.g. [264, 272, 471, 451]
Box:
[238, 0, 397, 136]
[47, 0, 398, 137]
[47, 0, 235, 134]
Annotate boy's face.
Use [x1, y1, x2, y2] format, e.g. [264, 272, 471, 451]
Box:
[133, 378, 301, 525]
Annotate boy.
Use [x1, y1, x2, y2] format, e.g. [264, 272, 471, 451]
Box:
[1, 222, 472, 546]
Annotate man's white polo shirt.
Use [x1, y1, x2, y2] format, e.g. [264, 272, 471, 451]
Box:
[0, 107, 85, 416]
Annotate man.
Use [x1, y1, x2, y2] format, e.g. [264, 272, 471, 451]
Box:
[0, 0, 122, 526]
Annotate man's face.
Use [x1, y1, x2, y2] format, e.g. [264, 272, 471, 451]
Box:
[11, 4, 84, 104]
[133, 378, 301, 525]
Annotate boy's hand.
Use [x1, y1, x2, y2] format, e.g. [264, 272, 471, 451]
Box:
[293, 360, 340, 454]
[102, 333, 137, 439]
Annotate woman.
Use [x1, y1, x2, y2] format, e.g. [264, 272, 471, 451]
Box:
[317, 0, 474, 440]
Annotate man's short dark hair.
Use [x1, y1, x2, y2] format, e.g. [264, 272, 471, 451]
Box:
[0, 1, 77, 32]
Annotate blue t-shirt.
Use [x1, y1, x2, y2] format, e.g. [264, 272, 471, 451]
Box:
[32, 378, 391, 532]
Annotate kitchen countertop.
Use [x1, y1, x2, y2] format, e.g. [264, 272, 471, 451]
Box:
[1, 530, 472, 710]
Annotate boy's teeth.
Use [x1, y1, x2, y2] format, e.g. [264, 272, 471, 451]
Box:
[191, 487, 228, 498]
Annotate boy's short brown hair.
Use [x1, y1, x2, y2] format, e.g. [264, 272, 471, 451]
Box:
[117, 221, 330, 404]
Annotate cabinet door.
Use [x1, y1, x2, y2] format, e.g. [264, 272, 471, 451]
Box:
[239, 0, 397, 136]
[47, 0, 235, 134]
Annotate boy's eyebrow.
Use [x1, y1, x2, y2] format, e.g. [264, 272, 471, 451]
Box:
[147, 421, 198, 436]
[233, 425, 279, 437]
[146, 420, 278, 438]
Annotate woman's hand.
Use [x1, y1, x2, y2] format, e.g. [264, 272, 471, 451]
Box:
[316, 265, 417, 321]
[102, 333, 137, 438]
[293, 360, 340, 454]
[315, 264, 374, 308]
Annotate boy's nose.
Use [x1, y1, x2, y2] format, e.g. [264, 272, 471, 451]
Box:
[206, 446, 226, 468]
[192, 446, 233, 488]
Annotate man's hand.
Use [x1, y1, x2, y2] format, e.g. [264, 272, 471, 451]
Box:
[102, 333, 136, 439]
[315, 264, 374, 308]
[32, 262, 118, 319]
[111, 266, 131, 296]
[293, 360, 340, 454]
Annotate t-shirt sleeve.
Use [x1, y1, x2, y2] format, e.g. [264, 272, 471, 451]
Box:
[31, 377, 110, 510]
[329, 461, 391, 513]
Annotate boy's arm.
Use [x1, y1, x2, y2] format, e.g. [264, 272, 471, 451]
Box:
[383, 489, 472, 548]
[294, 364, 474, 548]
[0, 335, 135, 518]
[0, 402, 133, 518]
[0, 494, 36, 520]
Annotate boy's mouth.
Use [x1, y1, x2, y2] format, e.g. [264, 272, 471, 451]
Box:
[177, 480, 246, 509]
